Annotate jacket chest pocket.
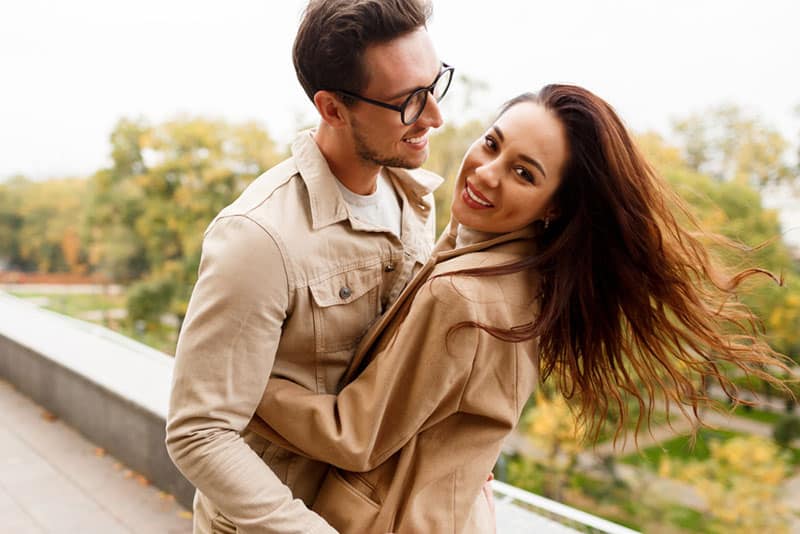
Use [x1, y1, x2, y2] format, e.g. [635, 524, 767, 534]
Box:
[309, 266, 382, 352]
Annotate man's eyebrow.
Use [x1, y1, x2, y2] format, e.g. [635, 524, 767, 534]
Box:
[384, 64, 443, 100]
[385, 85, 420, 101]
[494, 126, 548, 179]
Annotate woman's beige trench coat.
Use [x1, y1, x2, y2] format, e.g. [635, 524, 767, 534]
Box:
[251, 223, 542, 534]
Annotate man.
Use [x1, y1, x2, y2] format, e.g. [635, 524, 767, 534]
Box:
[166, 0, 451, 532]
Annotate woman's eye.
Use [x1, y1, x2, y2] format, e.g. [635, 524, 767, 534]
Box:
[483, 135, 497, 150]
[515, 167, 535, 183]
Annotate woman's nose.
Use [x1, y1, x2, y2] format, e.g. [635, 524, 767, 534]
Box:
[473, 160, 501, 188]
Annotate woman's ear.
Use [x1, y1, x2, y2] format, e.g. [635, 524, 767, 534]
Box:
[313, 91, 349, 128]
[544, 205, 560, 223]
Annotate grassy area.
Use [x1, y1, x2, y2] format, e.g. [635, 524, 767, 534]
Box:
[11, 290, 179, 355]
[620, 421, 800, 469]
[622, 428, 743, 466]
[594, 410, 670, 444]
[731, 404, 784, 425]
[118, 323, 179, 356]
[502, 454, 714, 533]
[11, 291, 126, 316]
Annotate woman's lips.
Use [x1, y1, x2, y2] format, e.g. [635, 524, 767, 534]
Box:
[462, 180, 494, 209]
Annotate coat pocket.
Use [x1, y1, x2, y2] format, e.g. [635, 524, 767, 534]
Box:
[313, 469, 381, 534]
[309, 266, 382, 352]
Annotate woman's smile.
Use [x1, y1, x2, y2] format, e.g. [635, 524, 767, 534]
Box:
[462, 180, 494, 208]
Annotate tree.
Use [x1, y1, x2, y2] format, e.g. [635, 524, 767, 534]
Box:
[638, 132, 800, 360]
[773, 415, 800, 449]
[670, 436, 792, 533]
[522, 390, 586, 501]
[1, 175, 93, 275]
[672, 105, 793, 189]
[83, 116, 283, 329]
[0, 176, 28, 270]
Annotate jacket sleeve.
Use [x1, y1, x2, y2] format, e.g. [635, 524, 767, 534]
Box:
[165, 215, 335, 534]
[254, 277, 480, 472]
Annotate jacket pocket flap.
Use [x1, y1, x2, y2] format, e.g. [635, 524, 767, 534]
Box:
[309, 268, 381, 308]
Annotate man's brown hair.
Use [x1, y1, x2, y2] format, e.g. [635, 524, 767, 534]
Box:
[293, 0, 432, 102]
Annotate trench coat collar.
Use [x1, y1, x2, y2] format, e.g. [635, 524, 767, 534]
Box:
[341, 219, 537, 386]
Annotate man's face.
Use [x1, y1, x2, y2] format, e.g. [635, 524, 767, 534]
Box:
[346, 28, 444, 170]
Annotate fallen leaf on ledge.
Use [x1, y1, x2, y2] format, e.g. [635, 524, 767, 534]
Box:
[41, 410, 58, 422]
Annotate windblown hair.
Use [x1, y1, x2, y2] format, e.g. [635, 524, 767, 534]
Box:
[457, 84, 792, 440]
[293, 0, 432, 102]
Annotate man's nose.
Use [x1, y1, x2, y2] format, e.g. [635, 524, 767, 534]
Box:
[416, 94, 444, 129]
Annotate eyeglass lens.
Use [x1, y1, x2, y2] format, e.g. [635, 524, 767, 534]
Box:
[401, 68, 453, 125]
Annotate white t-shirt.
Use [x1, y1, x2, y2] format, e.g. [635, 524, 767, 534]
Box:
[335, 170, 402, 237]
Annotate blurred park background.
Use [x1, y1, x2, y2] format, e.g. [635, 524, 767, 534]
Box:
[2, 1, 800, 532]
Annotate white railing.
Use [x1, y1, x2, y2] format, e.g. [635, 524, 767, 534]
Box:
[492, 480, 640, 534]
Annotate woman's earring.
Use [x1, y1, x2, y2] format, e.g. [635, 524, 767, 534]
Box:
[544, 217, 550, 230]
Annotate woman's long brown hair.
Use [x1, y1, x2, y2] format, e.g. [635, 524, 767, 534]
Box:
[455, 84, 793, 441]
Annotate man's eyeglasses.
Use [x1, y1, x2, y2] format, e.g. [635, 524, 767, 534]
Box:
[331, 63, 454, 125]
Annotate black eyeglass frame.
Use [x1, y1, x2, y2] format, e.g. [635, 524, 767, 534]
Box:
[330, 63, 454, 125]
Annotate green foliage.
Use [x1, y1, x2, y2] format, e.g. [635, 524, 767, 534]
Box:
[500, 452, 714, 533]
[638, 132, 800, 359]
[622, 428, 743, 466]
[11, 291, 126, 316]
[668, 435, 793, 533]
[731, 405, 784, 425]
[730, 374, 800, 403]
[426, 120, 486, 236]
[0, 176, 28, 269]
[0, 176, 89, 273]
[82, 116, 282, 327]
[671, 104, 793, 188]
[501, 453, 545, 495]
[773, 415, 800, 448]
[126, 278, 175, 324]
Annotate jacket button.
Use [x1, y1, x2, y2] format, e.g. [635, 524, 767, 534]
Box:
[384, 264, 395, 272]
[339, 287, 352, 299]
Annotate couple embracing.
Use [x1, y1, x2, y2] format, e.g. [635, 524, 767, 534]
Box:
[166, 1, 788, 533]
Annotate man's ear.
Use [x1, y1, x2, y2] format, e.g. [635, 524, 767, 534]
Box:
[313, 91, 349, 128]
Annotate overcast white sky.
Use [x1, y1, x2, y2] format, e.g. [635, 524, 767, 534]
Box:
[1, 0, 798, 180]
[2, 0, 800, 243]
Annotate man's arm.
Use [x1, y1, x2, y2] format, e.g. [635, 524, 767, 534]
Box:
[165, 215, 335, 534]
[253, 278, 480, 472]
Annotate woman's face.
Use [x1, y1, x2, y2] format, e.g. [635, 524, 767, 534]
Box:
[451, 101, 568, 234]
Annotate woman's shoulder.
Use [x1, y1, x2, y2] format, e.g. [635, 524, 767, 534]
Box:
[431, 237, 535, 278]
[424, 239, 541, 311]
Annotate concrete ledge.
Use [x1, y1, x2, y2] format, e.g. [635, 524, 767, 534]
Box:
[0, 292, 194, 508]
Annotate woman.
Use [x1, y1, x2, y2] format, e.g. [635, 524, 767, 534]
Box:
[249, 84, 791, 533]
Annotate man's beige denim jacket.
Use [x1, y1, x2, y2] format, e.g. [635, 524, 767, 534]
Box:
[166, 130, 441, 534]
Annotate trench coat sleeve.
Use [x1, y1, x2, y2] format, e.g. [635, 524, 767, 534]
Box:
[165, 215, 335, 534]
[255, 277, 480, 472]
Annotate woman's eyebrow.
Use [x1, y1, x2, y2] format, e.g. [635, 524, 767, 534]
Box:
[493, 125, 547, 179]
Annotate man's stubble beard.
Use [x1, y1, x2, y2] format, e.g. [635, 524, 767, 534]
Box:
[351, 121, 421, 170]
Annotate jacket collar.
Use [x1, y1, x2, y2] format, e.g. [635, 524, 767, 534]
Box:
[291, 130, 443, 230]
[291, 131, 349, 230]
[432, 218, 538, 262]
